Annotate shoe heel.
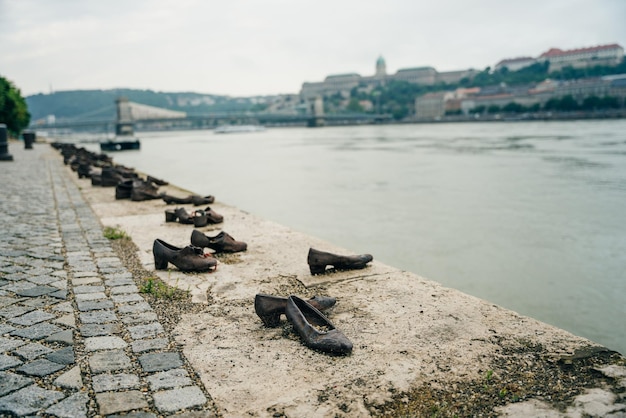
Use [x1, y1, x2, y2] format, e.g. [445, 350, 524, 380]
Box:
[193, 211, 208, 227]
[154, 257, 168, 270]
[165, 210, 177, 222]
[258, 314, 281, 327]
[309, 264, 327, 275]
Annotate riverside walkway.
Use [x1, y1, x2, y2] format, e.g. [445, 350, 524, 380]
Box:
[0, 144, 214, 416]
[1, 142, 625, 417]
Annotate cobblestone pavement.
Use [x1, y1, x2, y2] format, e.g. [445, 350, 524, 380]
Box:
[0, 144, 216, 417]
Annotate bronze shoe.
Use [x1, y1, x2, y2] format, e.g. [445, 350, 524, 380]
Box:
[162, 194, 193, 204]
[147, 175, 168, 186]
[307, 248, 373, 275]
[164, 208, 178, 222]
[285, 295, 352, 355]
[115, 179, 133, 200]
[130, 179, 162, 201]
[174, 208, 194, 224]
[201, 206, 223, 224]
[191, 195, 215, 205]
[192, 210, 208, 227]
[191, 230, 247, 253]
[152, 239, 217, 272]
[254, 294, 336, 327]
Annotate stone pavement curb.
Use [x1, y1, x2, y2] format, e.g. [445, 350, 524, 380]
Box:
[0, 144, 217, 416]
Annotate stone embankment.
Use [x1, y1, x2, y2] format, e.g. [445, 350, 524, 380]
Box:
[0, 141, 625, 417]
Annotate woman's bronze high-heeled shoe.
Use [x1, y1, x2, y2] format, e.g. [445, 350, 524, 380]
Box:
[285, 295, 352, 355]
[254, 293, 336, 327]
[152, 239, 217, 272]
[307, 248, 373, 275]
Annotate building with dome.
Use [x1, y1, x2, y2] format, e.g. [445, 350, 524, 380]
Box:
[300, 57, 478, 100]
[375, 56, 387, 78]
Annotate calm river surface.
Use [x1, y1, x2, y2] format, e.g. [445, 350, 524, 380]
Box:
[84, 120, 626, 354]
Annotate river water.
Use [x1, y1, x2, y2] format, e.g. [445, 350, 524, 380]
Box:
[83, 120, 626, 354]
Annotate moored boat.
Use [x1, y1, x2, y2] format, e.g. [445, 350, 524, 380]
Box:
[100, 138, 141, 151]
[214, 125, 266, 134]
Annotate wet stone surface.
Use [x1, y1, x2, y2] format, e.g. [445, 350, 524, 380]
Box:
[0, 145, 213, 416]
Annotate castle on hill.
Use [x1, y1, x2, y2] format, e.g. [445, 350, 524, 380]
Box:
[300, 43, 624, 101]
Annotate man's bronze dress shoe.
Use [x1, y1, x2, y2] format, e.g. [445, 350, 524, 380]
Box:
[191, 230, 247, 253]
[285, 295, 352, 355]
[254, 293, 336, 327]
[130, 180, 162, 201]
[152, 239, 217, 272]
[307, 248, 373, 275]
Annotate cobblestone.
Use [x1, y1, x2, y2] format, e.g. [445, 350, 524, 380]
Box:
[0, 145, 212, 416]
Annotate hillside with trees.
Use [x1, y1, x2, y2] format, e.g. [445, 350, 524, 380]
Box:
[26, 89, 269, 123]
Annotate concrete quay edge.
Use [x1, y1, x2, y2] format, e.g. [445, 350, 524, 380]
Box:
[1, 141, 625, 417]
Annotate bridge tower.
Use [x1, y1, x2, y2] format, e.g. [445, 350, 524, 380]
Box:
[115, 97, 134, 136]
[307, 96, 325, 127]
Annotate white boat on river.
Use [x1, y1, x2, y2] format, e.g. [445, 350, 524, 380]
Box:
[214, 125, 266, 134]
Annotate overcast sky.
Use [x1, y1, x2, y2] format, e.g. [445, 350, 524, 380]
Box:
[1, 0, 625, 97]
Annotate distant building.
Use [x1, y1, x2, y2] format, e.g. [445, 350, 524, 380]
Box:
[415, 87, 480, 119]
[539, 44, 624, 72]
[494, 56, 537, 72]
[375, 55, 387, 78]
[495, 44, 624, 74]
[300, 57, 477, 100]
[393, 67, 437, 85]
[414, 92, 448, 119]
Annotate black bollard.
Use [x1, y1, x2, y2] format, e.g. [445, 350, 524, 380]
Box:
[23, 130, 35, 149]
[0, 124, 14, 161]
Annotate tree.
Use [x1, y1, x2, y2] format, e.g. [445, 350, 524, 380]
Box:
[502, 102, 524, 113]
[559, 95, 579, 111]
[346, 98, 364, 112]
[0, 75, 30, 136]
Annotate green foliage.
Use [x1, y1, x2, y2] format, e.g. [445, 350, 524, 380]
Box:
[463, 58, 626, 88]
[0, 75, 31, 136]
[346, 98, 364, 112]
[502, 102, 524, 113]
[140, 277, 188, 299]
[485, 370, 494, 382]
[468, 61, 551, 88]
[103, 226, 129, 240]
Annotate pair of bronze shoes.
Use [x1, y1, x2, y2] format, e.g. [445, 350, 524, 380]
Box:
[165, 207, 223, 227]
[307, 248, 373, 275]
[152, 239, 217, 272]
[162, 193, 215, 206]
[115, 179, 162, 201]
[191, 230, 247, 253]
[254, 294, 353, 355]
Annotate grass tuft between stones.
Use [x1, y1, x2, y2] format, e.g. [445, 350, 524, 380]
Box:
[103, 226, 129, 240]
